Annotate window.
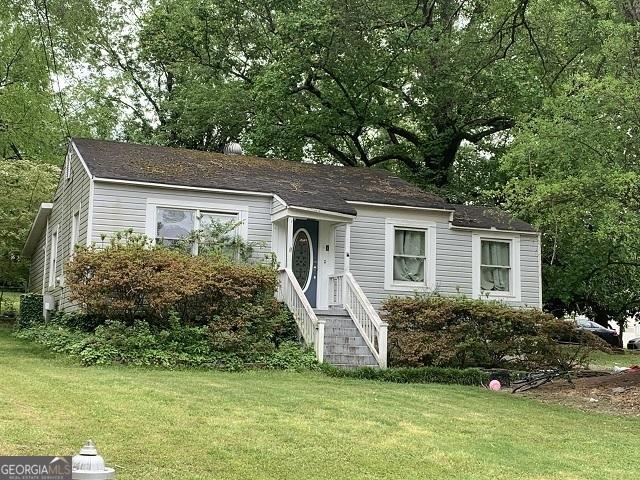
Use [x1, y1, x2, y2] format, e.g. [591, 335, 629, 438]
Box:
[48, 228, 58, 287]
[385, 219, 436, 291]
[480, 240, 510, 292]
[156, 208, 195, 247]
[393, 228, 426, 283]
[472, 233, 521, 300]
[70, 210, 80, 253]
[152, 205, 242, 253]
[65, 159, 72, 181]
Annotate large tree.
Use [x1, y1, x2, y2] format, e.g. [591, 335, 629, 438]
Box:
[501, 73, 640, 333]
[73, 0, 613, 190]
[0, 0, 95, 287]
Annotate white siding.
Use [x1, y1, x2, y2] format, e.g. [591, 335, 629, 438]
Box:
[91, 182, 274, 261]
[28, 148, 92, 310]
[345, 205, 541, 311]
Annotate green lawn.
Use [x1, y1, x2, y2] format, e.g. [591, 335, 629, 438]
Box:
[0, 324, 638, 480]
[589, 349, 640, 369]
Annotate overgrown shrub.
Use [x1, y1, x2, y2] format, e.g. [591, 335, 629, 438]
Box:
[321, 364, 489, 386]
[383, 296, 608, 370]
[66, 231, 278, 326]
[15, 318, 314, 370]
[18, 293, 43, 327]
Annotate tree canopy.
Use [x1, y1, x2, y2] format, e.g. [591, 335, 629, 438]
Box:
[2, 0, 640, 328]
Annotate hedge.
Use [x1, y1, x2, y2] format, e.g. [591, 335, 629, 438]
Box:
[18, 293, 43, 327]
[320, 364, 490, 386]
[383, 295, 607, 370]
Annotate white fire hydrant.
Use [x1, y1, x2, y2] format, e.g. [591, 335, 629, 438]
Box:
[72, 440, 116, 479]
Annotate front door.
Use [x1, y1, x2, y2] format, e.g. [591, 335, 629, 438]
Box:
[292, 219, 319, 307]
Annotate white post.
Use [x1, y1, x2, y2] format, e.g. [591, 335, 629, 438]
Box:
[286, 217, 294, 269]
[316, 320, 325, 363]
[378, 322, 388, 369]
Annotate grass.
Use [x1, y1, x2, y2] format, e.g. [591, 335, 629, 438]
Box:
[589, 349, 640, 369]
[0, 291, 20, 314]
[0, 323, 638, 480]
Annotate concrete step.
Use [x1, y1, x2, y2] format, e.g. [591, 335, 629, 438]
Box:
[323, 320, 357, 330]
[324, 344, 372, 356]
[315, 308, 349, 317]
[323, 326, 361, 337]
[324, 353, 378, 367]
[324, 335, 367, 347]
[329, 364, 380, 370]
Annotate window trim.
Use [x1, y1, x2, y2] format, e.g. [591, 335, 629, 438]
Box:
[70, 207, 81, 254]
[145, 199, 249, 250]
[384, 218, 436, 291]
[48, 225, 59, 287]
[65, 157, 73, 181]
[472, 232, 521, 301]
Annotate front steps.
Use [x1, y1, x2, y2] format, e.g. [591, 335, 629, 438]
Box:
[316, 309, 378, 368]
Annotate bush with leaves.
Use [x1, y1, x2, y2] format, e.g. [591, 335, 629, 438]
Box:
[18, 293, 43, 327]
[383, 295, 609, 370]
[321, 364, 489, 386]
[64, 230, 295, 358]
[15, 312, 313, 370]
[66, 230, 277, 323]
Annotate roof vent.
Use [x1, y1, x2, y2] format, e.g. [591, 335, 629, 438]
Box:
[223, 142, 243, 155]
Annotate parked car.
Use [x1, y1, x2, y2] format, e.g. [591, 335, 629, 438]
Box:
[627, 338, 640, 350]
[576, 319, 620, 347]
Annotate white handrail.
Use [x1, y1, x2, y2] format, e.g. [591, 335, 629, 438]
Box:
[329, 272, 388, 368]
[276, 268, 324, 363]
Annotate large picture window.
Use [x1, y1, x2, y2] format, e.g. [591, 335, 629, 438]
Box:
[148, 201, 247, 255]
[385, 219, 436, 291]
[156, 208, 195, 247]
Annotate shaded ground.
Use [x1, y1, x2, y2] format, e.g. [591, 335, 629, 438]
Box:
[520, 369, 640, 415]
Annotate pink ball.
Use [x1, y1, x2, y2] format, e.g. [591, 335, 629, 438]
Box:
[489, 380, 501, 391]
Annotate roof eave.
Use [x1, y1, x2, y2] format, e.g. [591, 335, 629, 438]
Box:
[449, 223, 539, 235]
[22, 203, 53, 258]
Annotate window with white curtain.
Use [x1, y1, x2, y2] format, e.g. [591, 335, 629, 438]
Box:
[393, 228, 426, 283]
[385, 219, 436, 291]
[472, 233, 521, 300]
[480, 240, 511, 292]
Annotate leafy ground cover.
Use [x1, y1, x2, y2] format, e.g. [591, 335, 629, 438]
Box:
[0, 323, 638, 480]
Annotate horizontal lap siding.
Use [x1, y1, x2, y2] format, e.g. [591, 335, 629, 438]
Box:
[30, 149, 92, 311]
[347, 206, 541, 311]
[28, 233, 46, 294]
[91, 183, 274, 260]
[519, 236, 541, 308]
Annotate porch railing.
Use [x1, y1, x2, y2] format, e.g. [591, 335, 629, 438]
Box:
[328, 272, 388, 369]
[276, 267, 325, 363]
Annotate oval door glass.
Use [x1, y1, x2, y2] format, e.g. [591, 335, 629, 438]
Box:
[292, 229, 312, 290]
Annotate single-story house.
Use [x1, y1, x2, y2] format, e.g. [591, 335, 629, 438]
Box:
[22, 138, 541, 368]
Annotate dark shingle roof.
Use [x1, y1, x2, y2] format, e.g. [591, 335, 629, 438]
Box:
[451, 205, 537, 232]
[73, 138, 451, 216]
[72, 138, 535, 232]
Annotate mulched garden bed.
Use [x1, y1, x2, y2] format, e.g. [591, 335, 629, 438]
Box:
[517, 367, 640, 415]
